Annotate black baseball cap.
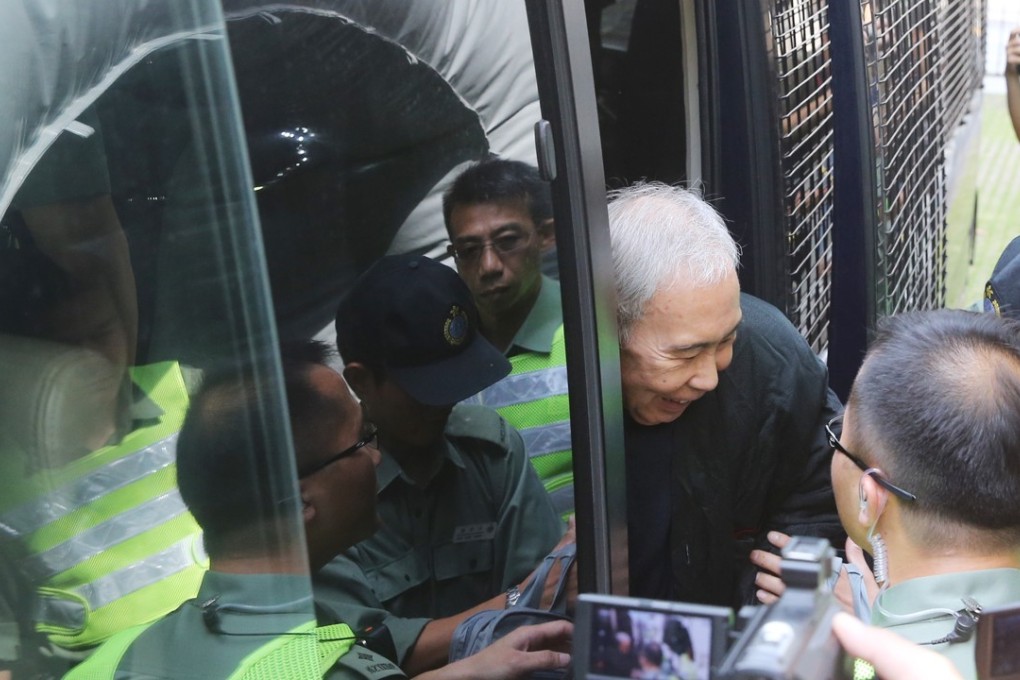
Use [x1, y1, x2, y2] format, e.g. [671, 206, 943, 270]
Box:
[336, 254, 511, 405]
[985, 236, 1020, 320]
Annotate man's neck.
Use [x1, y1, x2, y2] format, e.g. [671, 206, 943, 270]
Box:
[886, 534, 1020, 585]
[383, 438, 446, 487]
[480, 282, 542, 353]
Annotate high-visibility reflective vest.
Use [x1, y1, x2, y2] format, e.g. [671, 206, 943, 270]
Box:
[467, 326, 573, 515]
[64, 619, 358, 680]
[0, 361, 206, 650]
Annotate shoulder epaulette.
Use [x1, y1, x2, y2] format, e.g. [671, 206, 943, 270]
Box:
[444, 404, 512, 456]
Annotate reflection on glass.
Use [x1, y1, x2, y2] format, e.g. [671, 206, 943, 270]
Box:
[445, 158, 574, 518]
[0, 1, 308, 676]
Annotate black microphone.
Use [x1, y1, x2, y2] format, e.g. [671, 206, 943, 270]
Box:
[201, 596, 224, 634]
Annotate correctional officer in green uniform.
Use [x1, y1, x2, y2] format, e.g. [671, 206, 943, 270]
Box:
[752, 311, 1020, 680]
[830, 310, 1020, 680]
[443, 159, 574, 516]
[317, 255, 568, 676]
[67, 341, 572, 679]
[66, 341, 401, 679]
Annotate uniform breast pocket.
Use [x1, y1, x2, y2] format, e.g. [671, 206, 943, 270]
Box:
[433, 539, 494, 581]
[365, 550, 431, 603]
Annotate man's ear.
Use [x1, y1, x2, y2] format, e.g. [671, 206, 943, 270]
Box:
[299, 482, 316, 524]
[857, 473, 888, 526]
[537, 218, 556, 252]
[342, 362, 372, 400]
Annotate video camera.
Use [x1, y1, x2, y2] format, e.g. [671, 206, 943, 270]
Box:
[977, 602, 1020, 680]
[574, 536, 851, 680]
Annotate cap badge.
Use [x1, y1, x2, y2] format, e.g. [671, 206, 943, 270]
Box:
[444, 305, 469, 346]
[986, 283, 1002, 316]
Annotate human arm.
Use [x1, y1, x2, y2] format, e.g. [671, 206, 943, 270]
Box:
[404, 504, 575, 675]
[322, 410, 571, 676]
[405, 420, 574, 675]
[490, 419, 574, 610]
[751, 534, 879, 615]
[832, 613, 962, 680]
[731, 298, 844, 602]
[415, 620, 572, 680]
[1006, 29, 1020, 143]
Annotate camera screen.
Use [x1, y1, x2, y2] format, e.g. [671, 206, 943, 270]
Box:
[585, 603, 717, 680]
[990, 609, 1020, 677]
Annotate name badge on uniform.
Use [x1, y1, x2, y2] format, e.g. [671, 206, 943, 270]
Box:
[452, 522, 497, 543]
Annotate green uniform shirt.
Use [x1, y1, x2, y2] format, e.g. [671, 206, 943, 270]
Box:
[506, 276, 562, 357]
[313, 405, 564, 664]
[468, 277, 574, 515]
[871, 568, 1020, 680]
[67, 571, 404, 679]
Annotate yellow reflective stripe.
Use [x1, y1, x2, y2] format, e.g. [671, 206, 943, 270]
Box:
[45, 563, 206, 650]
[472, 365, 569, 408]
[852, 657, 876, 680]
[1, 433, 178, 535]
[317, 623, 357, 673]
[32, 465, 181, 554]
[230, 621, 318, 680]
[62, 623, 150, 679]
[40, 536, 204, 619]
[499, 393, 570, 430]
[25, 491, 190, 579]
[520, 421, 572, 458]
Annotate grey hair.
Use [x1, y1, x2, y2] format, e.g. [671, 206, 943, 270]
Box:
[606, 182, 741, 343]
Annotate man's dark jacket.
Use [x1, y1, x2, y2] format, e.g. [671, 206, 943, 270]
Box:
[626, 293, 844, 609]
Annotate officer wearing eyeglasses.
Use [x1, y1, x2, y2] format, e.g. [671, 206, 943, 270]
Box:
[65, 340, 399, 679]
[67, 340, 573, 680]
[443, 158, 575, 518]
[755, 310, 1020, 680]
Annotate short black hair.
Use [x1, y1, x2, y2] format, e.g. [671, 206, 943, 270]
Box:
[442, 157, 552, 231]
[849, 310, 1020, 539]
[176, 340, 338, 557]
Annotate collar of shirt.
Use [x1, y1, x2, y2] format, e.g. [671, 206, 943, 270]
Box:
[872, 567, 1020, 628]
[375, 436, 468, 492]
[195, 571, 315, 635]
[506, 276, 563, 357]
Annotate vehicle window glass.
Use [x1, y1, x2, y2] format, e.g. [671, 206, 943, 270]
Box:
[0, 3, 310, 676]
[586, 0, 689, 186]
[233, 3, 575, 519]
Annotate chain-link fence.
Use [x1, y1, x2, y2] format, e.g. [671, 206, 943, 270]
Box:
[769, 0, 836, 353]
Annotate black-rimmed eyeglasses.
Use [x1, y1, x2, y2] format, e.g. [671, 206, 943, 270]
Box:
[447, 231, 533, 264]
[825, 416, 917, 502]
[299, 428, 377, 479]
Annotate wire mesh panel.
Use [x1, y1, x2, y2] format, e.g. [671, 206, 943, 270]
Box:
[861, 0, 947, 315]
[768, 0, 835, 353]
[939, 0, 985, 140]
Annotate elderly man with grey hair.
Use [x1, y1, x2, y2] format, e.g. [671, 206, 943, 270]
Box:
[608, 182, 844, 609]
